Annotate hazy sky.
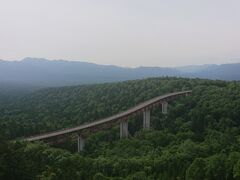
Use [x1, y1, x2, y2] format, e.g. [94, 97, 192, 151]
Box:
[0, 0, 240, 67]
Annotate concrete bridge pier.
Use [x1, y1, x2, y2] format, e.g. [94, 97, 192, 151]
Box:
[24, 91, 192, 145]
[77, 134, 85, 152]
[162, 101, 168, 114]
[143, 109, 150, 129]
[120, 120, 128, 138]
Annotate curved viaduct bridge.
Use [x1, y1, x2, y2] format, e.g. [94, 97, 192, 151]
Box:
[25, 90, 191, 152]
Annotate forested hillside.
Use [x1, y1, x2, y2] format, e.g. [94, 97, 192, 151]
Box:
[1, 77, 240, 179]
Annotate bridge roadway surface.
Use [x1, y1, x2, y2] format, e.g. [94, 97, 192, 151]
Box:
[25, 90, 191, 142]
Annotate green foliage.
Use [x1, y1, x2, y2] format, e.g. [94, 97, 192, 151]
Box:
[0, 77, 240, 179]
[186, 158, 206, 180]
[234, 160, 240, 179]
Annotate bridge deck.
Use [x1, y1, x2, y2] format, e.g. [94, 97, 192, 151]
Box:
[25, 90, 191, 141]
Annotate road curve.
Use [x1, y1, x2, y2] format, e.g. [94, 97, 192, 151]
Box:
[25, 90, 191, 141]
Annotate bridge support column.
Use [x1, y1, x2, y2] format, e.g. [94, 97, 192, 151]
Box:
[77, 134, 85, 152]
[143, 109, 150, 129]
[162, 102, 168, 114]
[120, 120, 128, 138]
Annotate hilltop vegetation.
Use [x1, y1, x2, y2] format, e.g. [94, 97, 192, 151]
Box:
[0, 77, 192, 139]
[1, 77, 240, 179]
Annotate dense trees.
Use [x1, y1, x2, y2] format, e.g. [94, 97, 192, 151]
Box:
[0, 77, 240, 179]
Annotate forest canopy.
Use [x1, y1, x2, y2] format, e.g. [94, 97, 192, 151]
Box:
[0, 77, 240, 179]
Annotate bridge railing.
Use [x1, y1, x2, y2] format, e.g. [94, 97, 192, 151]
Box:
[24, 90, 191, 142]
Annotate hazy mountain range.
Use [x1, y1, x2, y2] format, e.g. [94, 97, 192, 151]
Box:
[0, 58, 239, 87]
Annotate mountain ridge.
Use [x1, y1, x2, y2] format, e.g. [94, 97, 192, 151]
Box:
[0, 58, 239, 86]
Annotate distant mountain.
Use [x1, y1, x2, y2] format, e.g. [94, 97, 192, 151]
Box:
[176, 64, 217, 73]
[192, 63, 240, 80]
[176, 63, 240, 80]
[0, 58, 180, 86]
[0, 58, 239, 87]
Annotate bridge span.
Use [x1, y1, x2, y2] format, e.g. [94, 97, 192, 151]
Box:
[24, 90, 191, 152]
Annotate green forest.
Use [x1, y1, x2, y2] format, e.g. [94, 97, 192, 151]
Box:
[1, 77, 240, 179]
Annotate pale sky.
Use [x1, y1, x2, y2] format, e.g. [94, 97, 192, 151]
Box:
[0, 0, 240, 67]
